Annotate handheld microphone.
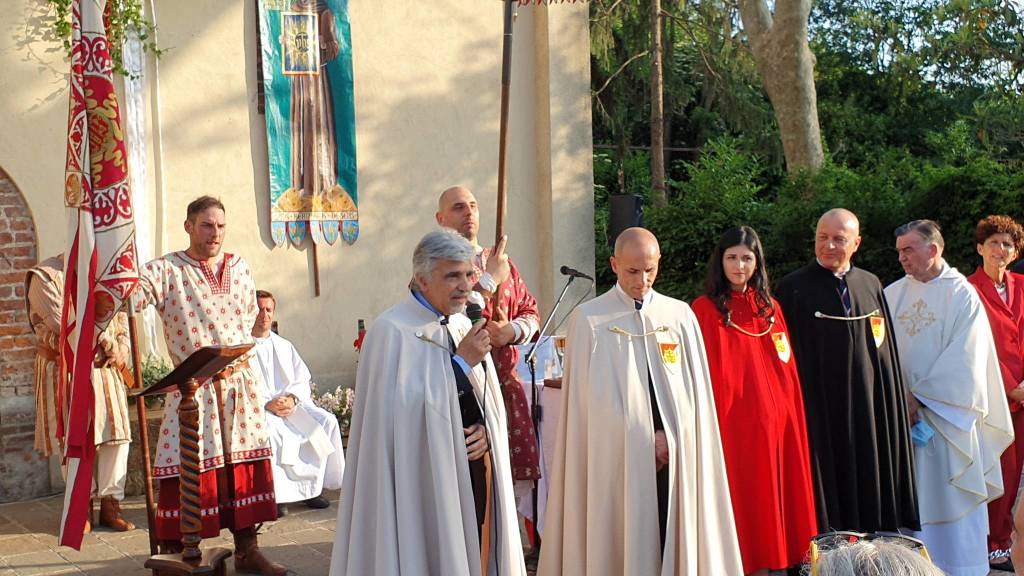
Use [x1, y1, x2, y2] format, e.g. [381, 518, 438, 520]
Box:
[466, 301, 484, 323]
[464, 301, 487, 371]
[560, 265, 594, 281]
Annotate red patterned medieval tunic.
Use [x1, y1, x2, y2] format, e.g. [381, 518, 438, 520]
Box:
[473, 248, 541, 481]
[138, 251, 277, 539]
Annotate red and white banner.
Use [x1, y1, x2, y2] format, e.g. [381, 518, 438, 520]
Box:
[58, 0, 139, 550]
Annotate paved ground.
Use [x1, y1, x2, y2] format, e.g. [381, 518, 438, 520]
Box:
[0, 490, 1011, 575]
[0, 490, 341, 576]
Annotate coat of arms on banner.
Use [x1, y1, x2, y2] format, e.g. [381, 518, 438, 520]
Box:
[259, 0, 358, 247]
[870, 316, 886, 348]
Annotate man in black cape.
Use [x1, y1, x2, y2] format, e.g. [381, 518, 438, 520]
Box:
[776, 208, 920, 533]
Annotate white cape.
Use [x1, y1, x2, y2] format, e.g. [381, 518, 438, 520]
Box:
[329, 294, 525, 576]
[538, 287, 742, 576]
[252, 333, 344, 503]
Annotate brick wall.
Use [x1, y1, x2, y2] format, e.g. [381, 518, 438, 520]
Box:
[0, 166, 49, 502]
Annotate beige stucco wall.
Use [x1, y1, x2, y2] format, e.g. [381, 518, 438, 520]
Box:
[0, 0, 594, 390]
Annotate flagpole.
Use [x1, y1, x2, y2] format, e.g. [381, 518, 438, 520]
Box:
[494, 0, 515, 246]
[488, 0, 516, 321]
[482, 3, 516, 569]
[127, 293, 158, 557]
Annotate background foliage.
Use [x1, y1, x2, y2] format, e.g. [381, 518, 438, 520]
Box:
[591, 0, 1024, 300]
[47, 0, 161, 76]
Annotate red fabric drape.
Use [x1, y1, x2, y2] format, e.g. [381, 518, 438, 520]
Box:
[155, 460, 278, 540]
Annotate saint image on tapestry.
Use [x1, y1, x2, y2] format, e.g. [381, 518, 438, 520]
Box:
[274, 0, 356, 220]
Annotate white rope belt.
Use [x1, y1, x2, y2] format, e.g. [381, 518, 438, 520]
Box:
[608, 326, 669, 339]
[814, 309, 881, 322]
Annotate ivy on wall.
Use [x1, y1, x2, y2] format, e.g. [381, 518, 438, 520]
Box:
[47, 0, 162, 76]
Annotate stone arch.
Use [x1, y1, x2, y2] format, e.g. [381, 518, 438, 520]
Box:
[0, 166, 45, 502]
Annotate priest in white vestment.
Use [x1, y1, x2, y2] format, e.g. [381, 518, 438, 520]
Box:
[539, 228, 742, 576]
[885, 220, 1013, 576]
[251, 290, 344, 512]
[330, 229, 525, 576]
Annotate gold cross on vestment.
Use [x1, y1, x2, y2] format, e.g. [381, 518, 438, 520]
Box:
[897, 299, 936, 337]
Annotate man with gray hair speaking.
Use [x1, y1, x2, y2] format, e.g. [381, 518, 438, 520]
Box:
[330, 229, 526, 576]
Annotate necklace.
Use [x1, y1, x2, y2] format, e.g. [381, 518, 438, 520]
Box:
[727, 316, 775, 338]
[608, 325, 669, 338]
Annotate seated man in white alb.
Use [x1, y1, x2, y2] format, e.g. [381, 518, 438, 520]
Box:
[251, 289, 345, 514]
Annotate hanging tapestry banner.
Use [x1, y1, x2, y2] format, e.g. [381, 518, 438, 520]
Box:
[258, 0, 358, 246]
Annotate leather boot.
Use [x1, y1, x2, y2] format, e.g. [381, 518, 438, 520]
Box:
[98, 496, 135, 531]
[233, 527, 289, 576]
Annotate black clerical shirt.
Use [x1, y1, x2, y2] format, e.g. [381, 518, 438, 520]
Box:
[635, 299, 664, 432]
[636, 298, 668, 553]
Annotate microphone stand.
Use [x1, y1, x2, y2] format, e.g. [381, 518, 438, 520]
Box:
[523, 273, 580, 556]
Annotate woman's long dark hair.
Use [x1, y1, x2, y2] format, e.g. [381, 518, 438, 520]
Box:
[704, 226, 774, 324]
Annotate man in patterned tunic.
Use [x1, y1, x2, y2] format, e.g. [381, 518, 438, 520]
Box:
[25, 253, 135, 532]
[436, 186, 542, 501]
[137, 196, 286, 576]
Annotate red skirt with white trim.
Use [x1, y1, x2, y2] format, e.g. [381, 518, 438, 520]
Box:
[155, 459, 278, 540]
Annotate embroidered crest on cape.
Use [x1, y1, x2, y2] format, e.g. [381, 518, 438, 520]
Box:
[659, 342, 679, 365]
[870, 316, 886, 348]
[771, 332, 791, 363]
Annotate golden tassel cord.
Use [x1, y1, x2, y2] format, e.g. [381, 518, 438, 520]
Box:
[727, 317, 776, 338]
[814, 309, 881, 322]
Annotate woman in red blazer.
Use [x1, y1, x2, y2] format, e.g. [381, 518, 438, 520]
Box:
[967, 215, 1024, 572]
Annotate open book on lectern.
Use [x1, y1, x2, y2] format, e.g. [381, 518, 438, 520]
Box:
[131, 344, 253, 398]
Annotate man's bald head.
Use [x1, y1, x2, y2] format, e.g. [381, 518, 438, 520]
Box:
[436, 186, 480, 244]
[611, 228, 661, 300]
[815, 208, 862, 273]
[817, 208, 861, 236]
[614, 227, 661, 258]
[438, 186, 473, 211]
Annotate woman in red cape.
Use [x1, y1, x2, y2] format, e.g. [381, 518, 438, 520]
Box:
[966, 215, 1024, 572]
[692, 226, 817, 575]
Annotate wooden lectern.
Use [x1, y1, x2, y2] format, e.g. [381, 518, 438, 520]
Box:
[131, 344, 252, 576]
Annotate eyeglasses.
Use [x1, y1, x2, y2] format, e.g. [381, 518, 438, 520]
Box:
[809, 531, 932, 575]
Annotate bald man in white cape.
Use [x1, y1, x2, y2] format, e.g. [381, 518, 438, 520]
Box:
[330, 229, 525, 576]
[539, 228, 741, 576]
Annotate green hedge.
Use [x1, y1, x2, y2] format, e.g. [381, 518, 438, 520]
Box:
[595, 138, 1024, 301]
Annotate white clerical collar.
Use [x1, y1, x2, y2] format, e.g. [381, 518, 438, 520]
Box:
[614, 283, 653, 309]
[816, 259, 851, 279]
